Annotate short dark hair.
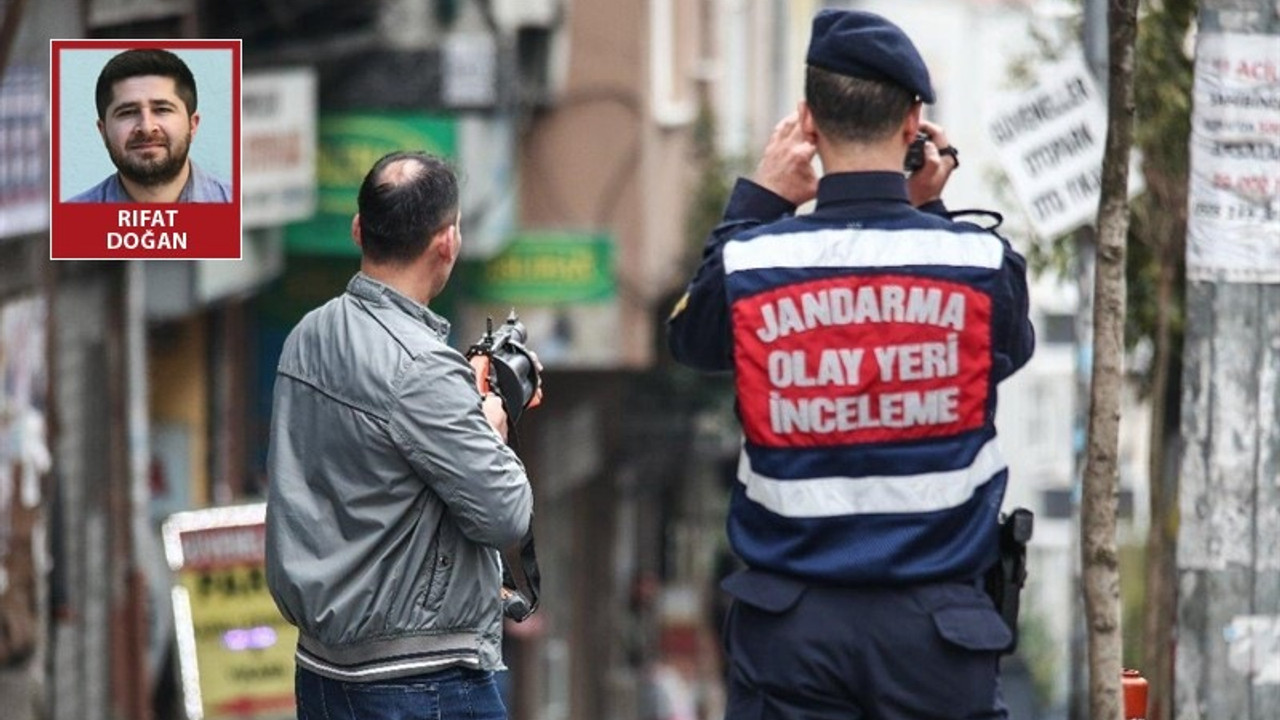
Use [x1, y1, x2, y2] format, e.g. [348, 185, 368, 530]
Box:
[95, 49, 198, 120]
[804, 65, 916, 144]
[357, 151, 459, 265]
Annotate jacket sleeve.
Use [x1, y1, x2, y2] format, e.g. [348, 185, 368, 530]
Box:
[389, 348, 533, 548]
[667, 179, 797, 372]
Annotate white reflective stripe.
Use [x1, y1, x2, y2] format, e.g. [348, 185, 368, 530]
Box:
[723, 228, 1005, 274]
[737, 438, 1006, 518]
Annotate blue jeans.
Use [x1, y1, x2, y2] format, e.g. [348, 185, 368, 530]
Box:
[296, 666, 508, 720]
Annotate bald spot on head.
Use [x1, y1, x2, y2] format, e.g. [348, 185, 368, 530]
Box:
[374, 156, 427, 189]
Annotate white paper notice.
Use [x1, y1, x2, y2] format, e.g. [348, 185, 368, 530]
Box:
[985, 54, 1144, 241]
[1186, 32, 1280, 283]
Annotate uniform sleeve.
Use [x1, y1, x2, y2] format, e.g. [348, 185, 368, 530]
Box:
[389, 348, 533, 548]
[667, 179, 797, 371]
[995, 237, 1036, 381]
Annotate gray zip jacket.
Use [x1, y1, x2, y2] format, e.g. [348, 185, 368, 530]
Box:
[265, 273, 532, 682]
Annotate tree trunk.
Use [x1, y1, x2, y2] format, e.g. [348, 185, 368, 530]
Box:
[1081, 1, 1139, 719]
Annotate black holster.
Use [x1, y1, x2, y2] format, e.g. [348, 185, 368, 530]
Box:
[983, 507, 1033, 654]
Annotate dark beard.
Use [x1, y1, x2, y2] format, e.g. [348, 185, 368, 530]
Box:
[107, 132, 191, 187]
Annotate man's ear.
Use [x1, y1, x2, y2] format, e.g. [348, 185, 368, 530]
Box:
[189, 110, 201, 139]
[798, 100, 818, 143]
[902, 102, 924, 143]
[351, 214, 363, 249]
[96, 118, 106, 143]
[435, 224, 459, 262]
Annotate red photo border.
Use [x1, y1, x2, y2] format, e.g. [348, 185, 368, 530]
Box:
[50, 39, 243, 260]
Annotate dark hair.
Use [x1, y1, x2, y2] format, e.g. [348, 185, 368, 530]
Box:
[804, 66, 916, 144]
[95, 49, 198, 120]
[357, 151, 459, 265]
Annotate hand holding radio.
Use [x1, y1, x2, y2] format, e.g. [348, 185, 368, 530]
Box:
[905, 120, 959, 207]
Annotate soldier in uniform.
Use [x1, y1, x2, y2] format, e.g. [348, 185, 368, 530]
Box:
[668, 10, 1035, 719]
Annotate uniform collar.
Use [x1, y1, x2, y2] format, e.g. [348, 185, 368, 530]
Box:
[346, 272, 451, 338]
[815, 171, 912, 209]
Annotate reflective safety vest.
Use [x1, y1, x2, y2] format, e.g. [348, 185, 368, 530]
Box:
[724, 218, 1022, 584]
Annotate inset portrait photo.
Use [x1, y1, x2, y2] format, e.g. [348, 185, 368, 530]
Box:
[51, 39, 242, 259]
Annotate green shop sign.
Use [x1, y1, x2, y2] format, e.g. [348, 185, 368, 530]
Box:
[465, 231, 615, 304]
[287, 114, 456, 256]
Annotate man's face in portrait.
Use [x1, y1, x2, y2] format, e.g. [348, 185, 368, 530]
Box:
[97, 75, 200, 186]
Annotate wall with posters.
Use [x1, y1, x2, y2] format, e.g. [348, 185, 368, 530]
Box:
[0, 296, 50, 666]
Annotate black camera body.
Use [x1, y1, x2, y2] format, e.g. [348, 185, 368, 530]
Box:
[904, 131, 929, 173]
[468, 311, 541, 426]
[466, 311, 544, 622]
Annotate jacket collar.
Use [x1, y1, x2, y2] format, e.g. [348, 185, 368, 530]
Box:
[346, 272, 451, 338]
[815, 171, 912, 209]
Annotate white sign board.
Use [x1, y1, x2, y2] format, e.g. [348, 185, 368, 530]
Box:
[1, 65, 48, 239]
[985, 54, 1143, 240]
[241, 69, 317, 228]
[444, 33, 498, 108]
[1185, 32, 1280, 284]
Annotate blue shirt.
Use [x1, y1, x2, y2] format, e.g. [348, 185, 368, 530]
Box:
[67, 161, 232, 203]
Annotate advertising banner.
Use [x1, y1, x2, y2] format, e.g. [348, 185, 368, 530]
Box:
[465, 230, 615, 304]
[242, 68, 317, 228]
[163, 504, 296, 720]
[0, 65, 48, 239]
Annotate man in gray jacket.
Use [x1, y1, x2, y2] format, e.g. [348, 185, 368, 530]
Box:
[266, 150, 533, 719]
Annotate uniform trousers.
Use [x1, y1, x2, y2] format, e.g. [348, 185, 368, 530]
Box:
[721, 569, 1011, 720]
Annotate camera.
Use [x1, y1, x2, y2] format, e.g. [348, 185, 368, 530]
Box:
[467, 310, 542, 426]
[904, 131, 929, 173]
[466, 310, 545, 622]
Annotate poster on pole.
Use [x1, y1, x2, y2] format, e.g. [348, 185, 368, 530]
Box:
[1185, 32, 1280, 284]
[984, 53, 1144, 241]
[162, 504, 296, 720]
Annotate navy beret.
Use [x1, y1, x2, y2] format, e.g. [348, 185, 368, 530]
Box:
[806, 9, 935, 104]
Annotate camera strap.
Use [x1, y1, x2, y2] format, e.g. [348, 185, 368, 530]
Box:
[942, 208, 1004, 230]
[497, 417, 543, 623]
[500, 529, 542, 622]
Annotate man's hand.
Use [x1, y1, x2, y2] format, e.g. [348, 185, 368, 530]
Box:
[483, 393, 509, 443]
[907, 120, 959, 207]
[752, 112, 819, 206]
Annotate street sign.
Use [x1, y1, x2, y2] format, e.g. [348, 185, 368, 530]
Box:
[985, 53, 1144, 240]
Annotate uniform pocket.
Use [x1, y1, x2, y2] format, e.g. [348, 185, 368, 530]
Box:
[932, 605, 1013, 653]
[720, 569, 806, 614]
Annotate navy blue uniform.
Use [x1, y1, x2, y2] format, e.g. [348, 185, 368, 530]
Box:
[668, 171, 1034, 719]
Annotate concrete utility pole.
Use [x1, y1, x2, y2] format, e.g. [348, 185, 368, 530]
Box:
[1176, 0, 1280, 718]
